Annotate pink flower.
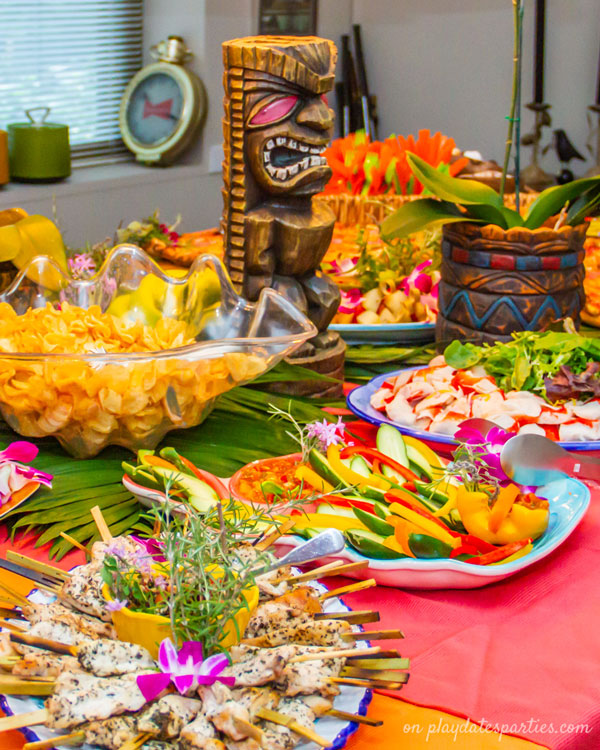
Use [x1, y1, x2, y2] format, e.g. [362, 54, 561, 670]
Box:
[68, 253, 96, 280]
[106, 598, 128, 612]
[136, 638, 234, 701]
[0, 441, 52, 507]
[306, 417, 346, 451]
[401, 259, 433, 295]
[338, 288, 363, 314]
[331, 257, 358, 275]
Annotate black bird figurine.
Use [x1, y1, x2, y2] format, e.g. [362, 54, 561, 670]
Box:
[544, 128, 586, 183]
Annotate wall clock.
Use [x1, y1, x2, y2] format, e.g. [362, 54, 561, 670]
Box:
[119, 36, 207, 166]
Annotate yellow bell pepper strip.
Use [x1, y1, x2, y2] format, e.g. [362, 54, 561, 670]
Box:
[488, 484, 521, 534]
[455, 486, 549, 545]
[464, 538, 532, 565]
[433, 494, 457, 518]
[327, 444, 392, 491]
[291, 512, 368, 533]
[388, 502, 460, 549]
[392, 518, 417, 557]
[490, 542, 534, 565]
[294, 465, 334, 494]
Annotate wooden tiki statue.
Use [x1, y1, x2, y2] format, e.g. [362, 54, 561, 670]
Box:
[221, 36, 341, 336]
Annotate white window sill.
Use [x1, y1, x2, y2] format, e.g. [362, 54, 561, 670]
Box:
[1, 160, 211, 202]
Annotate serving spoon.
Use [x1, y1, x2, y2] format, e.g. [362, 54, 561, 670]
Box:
[458, 417, 600, 485]
[255, 528, 346, 575]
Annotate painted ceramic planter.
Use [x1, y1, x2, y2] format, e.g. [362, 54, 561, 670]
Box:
[437, 222, 587, 344]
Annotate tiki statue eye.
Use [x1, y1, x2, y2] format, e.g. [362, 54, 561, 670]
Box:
[250, 96, 299, 125]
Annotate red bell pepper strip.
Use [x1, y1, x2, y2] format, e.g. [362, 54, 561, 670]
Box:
[462, 534, 497, 553]
[340, 446, 419, 481]
[464, 538, 532, 565]
[449, 544, 479, 558]
[321, 495, 380, 514]
[403, 481, 416, 492]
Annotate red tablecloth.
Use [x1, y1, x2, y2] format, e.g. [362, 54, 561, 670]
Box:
[331, 480, 600, 750]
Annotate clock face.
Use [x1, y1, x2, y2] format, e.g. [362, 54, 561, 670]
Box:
[126, 72, 184, 146]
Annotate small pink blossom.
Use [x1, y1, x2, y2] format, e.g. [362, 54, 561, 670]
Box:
[306, 417, 346, 451]
[0, 441, 52, 507]
[68, 253, 96, 280]
[106, 598, 128, 612]
[338, 288, 363, 314]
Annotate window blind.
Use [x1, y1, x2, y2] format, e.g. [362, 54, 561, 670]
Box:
[0, 0, 143, 161]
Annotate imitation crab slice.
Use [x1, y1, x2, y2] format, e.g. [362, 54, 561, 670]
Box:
[484, 413, 517, 430]
[370, 388, 392, 410]
[414, 389, 456, 415]
[386, 392, 418, 425]
[538, 408, 570, 425]
[569, 400, 600, 420]
[392, 369, 415, 393]
[498, 393, 542, 418]
[401, 380, 435, 402]
[559, 421, 600, 442]
[471, 392, 505, 419]
[517, 423, 546, 436]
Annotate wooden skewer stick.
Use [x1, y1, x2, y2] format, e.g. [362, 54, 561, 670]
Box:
[342, 667, 410, 682]
[330, 676, 406, 690]
[326, 709, 383, 727]
[0, 606, 25, 620]
[6, 552, 68, 582]
[91, 505, 113, 543]
[0, 708, 48, 732]
[28, 581, 62, 596]
[254, 518, 296, 551]
[255, 707, 329, 748]
[0, 675, 56, 695]
[0, 618, 26, 632]
[287, 560, 369, 583]
[23, 732, 85, 750]
[342, 628, 405, 642]
[59, 532, 91, 557]
[118, 732, 154, 750]
[346, 657, 409, 670]
[285, 559, 345, 582]
[8, 630, 77, 656]
[288, 646, 381, 664]
[319, 578, 377, 602]
[0, 581, 31, 607]
[314, 610, 379, 624]
[233, 717, 265, 744]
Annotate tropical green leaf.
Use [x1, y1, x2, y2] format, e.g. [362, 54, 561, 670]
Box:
[464, 203, 524, 229]
[524, 176, 600, 229]
[566, 188, 600, 227]
[407, 152, 504, 209]
[381, 198, 467, 240]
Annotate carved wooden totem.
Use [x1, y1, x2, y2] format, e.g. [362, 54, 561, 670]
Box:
[437, 222, 587, 345]
[221, 36, 345, 394]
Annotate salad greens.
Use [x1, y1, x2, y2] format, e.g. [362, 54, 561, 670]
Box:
[444, 331, 600, 400]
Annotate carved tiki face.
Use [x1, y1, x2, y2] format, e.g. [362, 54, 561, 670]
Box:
[223, 36, 337, 201]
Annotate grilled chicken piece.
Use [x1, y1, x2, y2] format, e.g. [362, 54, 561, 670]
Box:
[223, 645, 295, 687]
[45, 671, 152, 729]
[231, 686, 280, 718]
[78, 639, 155, 676]
[272, 586, 322, 614]
[12, 652, 81, 679]
[0, 631, 17, 657]
[300, 694, 334, 717]
[276, 648, 344, 699]
[179, 712, 225, 750]
[245, 604, 311, 640]
[59, 560, 111, 622]
[141, 742, 174, 750]
[246, 618, 351, 648]
[84, 715, 139, 750]
[138, 695, 202, 739]
[228, 697, 316, 750]
[198, 683, 255, 741]
[18, 619, 95, 648]
[22, 601, 116, 639]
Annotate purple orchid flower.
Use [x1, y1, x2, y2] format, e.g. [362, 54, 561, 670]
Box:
[306, 417, 346, 451]
[330, 257, 358, 276]
[137, 638, 234, 702]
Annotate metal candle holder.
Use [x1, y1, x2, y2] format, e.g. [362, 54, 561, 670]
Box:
[521, 102, 554, 191]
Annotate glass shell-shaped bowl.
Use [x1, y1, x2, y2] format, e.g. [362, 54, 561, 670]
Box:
[0, 245, 316, 458]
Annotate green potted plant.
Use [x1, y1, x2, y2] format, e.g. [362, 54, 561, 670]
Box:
[380, 0, 600, 345]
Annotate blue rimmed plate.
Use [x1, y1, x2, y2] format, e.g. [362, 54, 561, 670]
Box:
[329, 322, 435, 346]
[0, 579, 371, 750]
[274, 478, 590, 590]
[347, 367, 600, 455]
